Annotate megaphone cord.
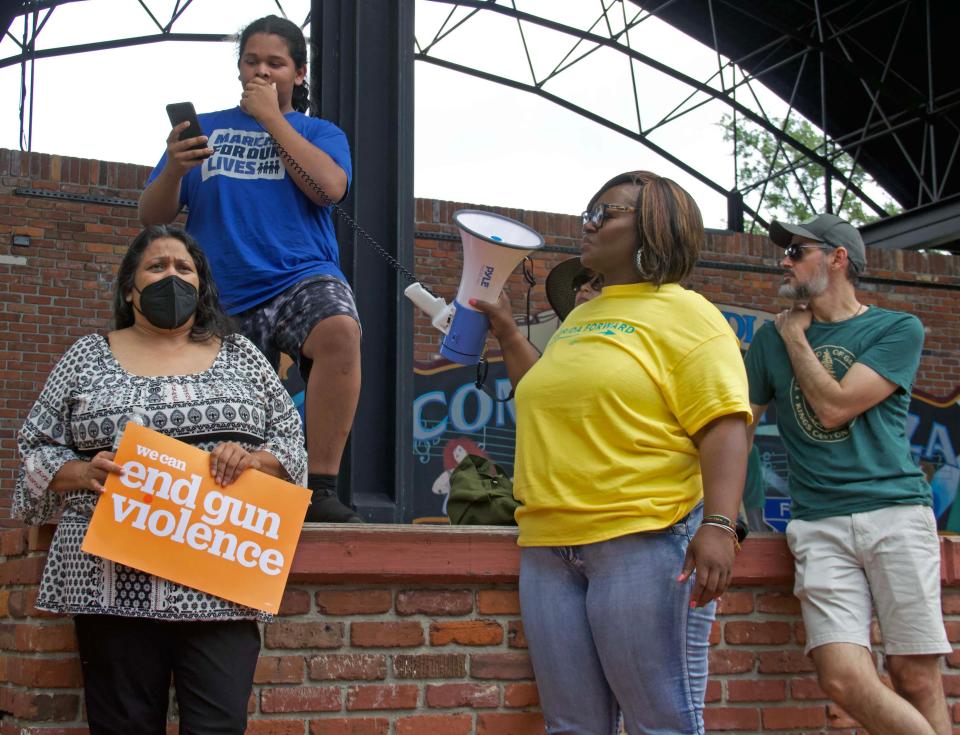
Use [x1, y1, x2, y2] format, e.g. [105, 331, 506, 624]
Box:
[521, 257, 536, 344]
[265, 124, 542, 393]
[268, 132, 426, 291]
[475, 353, 513, 403]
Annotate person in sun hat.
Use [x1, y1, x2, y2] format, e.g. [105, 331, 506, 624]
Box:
[544, 256, 603, 321]
[745, 212, 950, 734]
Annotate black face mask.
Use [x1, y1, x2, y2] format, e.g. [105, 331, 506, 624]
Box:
[134, 275, 199, 329]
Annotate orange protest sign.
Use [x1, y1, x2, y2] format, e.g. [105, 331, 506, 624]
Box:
[82, 422, 310, 614]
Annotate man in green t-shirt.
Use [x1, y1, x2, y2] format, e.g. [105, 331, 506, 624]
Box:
[744, 213, 950, 735]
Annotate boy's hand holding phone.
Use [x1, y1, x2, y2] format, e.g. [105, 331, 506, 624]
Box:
[163, 102, 213, 177]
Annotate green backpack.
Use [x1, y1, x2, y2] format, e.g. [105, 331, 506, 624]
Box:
[447, 454, 521, 526]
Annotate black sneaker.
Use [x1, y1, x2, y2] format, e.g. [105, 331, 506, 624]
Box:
[305, 488, 364, 523]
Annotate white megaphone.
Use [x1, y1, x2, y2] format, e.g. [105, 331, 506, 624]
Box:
[404, 209, 544, 365]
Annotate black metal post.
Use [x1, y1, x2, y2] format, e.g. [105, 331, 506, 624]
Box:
[926, 0, 938, 200]
[727, 189, 745, 232]
[814, 0, 832, 214]
[312, 0, 415, 522]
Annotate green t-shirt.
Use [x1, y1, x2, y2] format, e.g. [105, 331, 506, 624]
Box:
[744, 306, 930, 521]
[742, 445, 765, 511]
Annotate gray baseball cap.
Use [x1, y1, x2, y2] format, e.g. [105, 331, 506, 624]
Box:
[768, 213, 866, 272]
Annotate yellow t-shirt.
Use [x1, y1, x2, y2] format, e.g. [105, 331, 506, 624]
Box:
[513, 282, 751, 546]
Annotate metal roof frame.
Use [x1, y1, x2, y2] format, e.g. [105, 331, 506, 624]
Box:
[633, 0, 960, 251]
[5, 0, 960, 251]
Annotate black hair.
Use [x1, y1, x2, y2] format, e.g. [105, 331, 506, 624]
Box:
[571, 271, 592, 290]
[114, 225, 234, 342]
[238, 15, 311, 114]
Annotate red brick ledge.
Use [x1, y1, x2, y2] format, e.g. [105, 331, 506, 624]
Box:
[291, 526, 960, 588]
[291, 525, 521, 584]
[6, 526, 960, 588]
[290, 526, 799, 585]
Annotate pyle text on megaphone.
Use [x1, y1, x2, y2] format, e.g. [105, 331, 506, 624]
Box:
[404, 210, 544, 365]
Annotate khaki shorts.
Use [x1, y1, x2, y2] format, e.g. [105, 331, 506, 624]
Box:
[786, 504, 950, 656]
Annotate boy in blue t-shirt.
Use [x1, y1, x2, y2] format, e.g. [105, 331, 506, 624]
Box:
[140, 15, 362, 523]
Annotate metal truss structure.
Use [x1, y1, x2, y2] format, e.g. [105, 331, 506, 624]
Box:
[1, 1, 304, 153]
[3, 0, 958, 249]
[415, 0, 959, 250]
[3, 0, 958, 519]
[416, 1, 878, 231]
[636, 0, 960, 252]
[7, 0, 960, 246]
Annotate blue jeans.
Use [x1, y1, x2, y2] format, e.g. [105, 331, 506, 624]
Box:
[519, 506, 714, 734]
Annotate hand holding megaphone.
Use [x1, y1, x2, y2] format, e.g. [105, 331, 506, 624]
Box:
[468, 294, 517, 343]
[403, 210, 543, 365]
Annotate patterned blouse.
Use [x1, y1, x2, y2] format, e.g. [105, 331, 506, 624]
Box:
[15, 333, 307, 621]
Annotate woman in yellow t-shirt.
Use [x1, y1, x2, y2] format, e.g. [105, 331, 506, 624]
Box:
[474, 171, 751, 734]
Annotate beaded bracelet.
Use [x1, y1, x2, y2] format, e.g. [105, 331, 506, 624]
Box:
[701, 521, 742, 552]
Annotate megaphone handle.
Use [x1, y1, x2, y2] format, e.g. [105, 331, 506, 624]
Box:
[470, 258, 539, 399]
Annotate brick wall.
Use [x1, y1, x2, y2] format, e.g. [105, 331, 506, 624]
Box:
[412, 195, 960, 398]
[2, 147, 959, 514]
[2, 526, 960, 734]
[2, 147, 960, 733]
[0, 149, 152, 521]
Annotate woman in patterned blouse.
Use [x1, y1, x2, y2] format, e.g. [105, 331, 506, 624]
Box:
[15, 224, 307, 734]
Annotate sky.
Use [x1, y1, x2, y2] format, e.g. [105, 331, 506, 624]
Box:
[0, 0, 801, 228]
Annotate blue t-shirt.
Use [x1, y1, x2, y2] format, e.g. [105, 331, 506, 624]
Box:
[744, 307, 931, 520]
[147, 107, 353, 314]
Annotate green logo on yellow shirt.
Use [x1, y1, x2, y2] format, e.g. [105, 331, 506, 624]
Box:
[791, 344, 856, 442]
[551, 321, 637, 345]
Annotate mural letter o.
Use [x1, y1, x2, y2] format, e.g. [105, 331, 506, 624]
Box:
[449, 384, 493, 433]
[413, 391, 447, 442]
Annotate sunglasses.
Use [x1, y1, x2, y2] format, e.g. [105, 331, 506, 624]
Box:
[581, 202, 637, 229]
[784, 243, 833, 261]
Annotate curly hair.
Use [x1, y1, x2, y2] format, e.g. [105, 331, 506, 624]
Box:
[588, 171, 704, 286]
[239, 15, 311, 114]
[114, 225, 234, 342]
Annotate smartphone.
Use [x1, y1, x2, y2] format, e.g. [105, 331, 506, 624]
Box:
[165, 102, 210, 156]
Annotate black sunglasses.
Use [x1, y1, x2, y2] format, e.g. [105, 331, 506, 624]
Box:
[784, 243, 832, 261]
[581, 202, 637, 229]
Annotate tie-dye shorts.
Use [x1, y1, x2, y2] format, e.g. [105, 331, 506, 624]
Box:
[234, 275, 361, 381]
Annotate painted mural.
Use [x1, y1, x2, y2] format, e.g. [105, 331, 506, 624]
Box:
[409, 304, 960, 531]
[410, 309, 560, 523]
[272, 304, 958, 528]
